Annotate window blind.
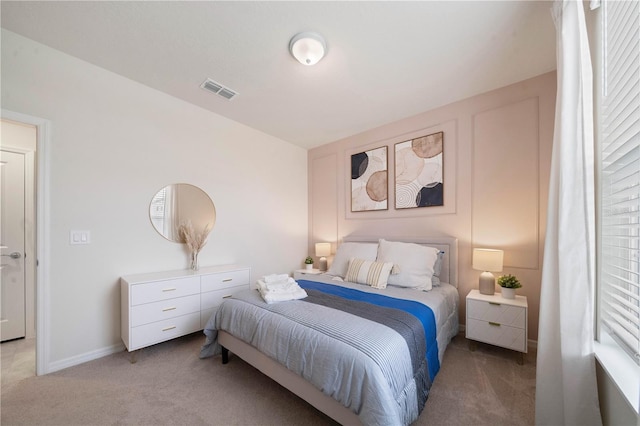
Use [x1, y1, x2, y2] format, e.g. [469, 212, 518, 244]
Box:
[600, 0, 640, 365]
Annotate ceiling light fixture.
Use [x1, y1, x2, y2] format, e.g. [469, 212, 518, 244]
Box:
[289, 32, 326, 66]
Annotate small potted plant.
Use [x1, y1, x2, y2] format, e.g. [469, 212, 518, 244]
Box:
[304, 256, 314, 270]
[498, 274, 522, 299]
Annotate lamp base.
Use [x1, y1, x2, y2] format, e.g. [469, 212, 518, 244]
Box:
[479, 272, 496, 295]
[319, 256, 327, 272]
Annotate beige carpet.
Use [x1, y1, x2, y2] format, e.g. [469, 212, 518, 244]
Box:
[1, 332, 535, 425]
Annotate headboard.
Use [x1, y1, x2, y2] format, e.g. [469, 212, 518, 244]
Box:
[341, 235, 459, 288]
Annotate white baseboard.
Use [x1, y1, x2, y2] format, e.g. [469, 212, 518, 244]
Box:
[46, 342, 125, 374]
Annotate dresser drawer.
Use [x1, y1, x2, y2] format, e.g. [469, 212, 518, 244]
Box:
[466, 318, 526, 352]
[131, 276, 200, 306]
[130, 294, 200, 327]
[201, 269, 250, 292]
[130, 312, 201, 350]
[467, 299, 526, 329]
[201, 287, 239, 311]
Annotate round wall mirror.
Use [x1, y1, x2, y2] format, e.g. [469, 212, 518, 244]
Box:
[149, 184, 216, 242]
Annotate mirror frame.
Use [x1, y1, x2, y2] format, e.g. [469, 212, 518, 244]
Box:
[149, 183, 216, 243]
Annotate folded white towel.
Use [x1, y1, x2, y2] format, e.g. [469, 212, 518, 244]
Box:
[256, 278, 307, 304]
[264, 278, 296, 293]
[260, 288, 308, 304]
[263, 273, 290, 284]
[257, 278, 296, 292]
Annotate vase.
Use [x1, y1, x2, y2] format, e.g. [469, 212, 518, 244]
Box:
[305, 264, 313, 270]
[501, 287, 516, 299]
[190, 251, 199, 271]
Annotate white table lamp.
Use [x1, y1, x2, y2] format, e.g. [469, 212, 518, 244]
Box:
[315, 243, 331, 272]
[472, 248, 504, 295]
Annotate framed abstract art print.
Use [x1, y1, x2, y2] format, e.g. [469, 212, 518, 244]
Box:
[351, 146, 388, 212]
[394, 131, 444, 209]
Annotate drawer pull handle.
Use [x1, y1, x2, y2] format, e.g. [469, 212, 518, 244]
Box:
[162, 326, 176, 332]
[162, 288, 177, 292]
[489, 322, 501, 327]
[222, 279, 233, 282]
[222, 295, 232, 299]
[162, 307, 176, 312]
[489, 302, 501, 306]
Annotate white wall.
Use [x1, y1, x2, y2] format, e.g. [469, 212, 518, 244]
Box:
[1, 29, 308, 370]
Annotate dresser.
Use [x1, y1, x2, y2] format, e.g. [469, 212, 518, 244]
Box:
[121, 264, 250, 352]
[465, 289, 528, 363]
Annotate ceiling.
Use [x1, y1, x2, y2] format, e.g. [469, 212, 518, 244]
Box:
[1, 1, 556, 149]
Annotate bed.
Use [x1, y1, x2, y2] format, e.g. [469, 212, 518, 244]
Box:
[200, 236, 459, 426]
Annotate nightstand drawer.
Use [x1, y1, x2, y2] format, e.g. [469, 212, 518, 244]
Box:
[201, 269, 250, 292]
[130, 294, 200, 327]
[293, 269, 322, 280]
[467, 299, 526, 329]
[466, 318, 526, 352]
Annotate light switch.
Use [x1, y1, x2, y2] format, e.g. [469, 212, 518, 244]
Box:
[70, 230, 91, 245]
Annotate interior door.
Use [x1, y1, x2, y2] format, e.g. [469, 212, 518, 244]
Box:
[0, 150, 26, 341]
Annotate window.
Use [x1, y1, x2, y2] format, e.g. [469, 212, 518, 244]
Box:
[598, 0, 639, 365]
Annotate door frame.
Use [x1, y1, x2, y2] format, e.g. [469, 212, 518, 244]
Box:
[2, 109, 51, 376]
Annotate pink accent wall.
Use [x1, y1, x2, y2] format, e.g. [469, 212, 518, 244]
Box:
[307, 71, 556, 341]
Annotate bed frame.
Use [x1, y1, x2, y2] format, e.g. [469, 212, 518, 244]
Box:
[219, 236, 458, 425]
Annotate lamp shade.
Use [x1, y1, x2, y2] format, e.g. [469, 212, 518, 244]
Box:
[472, 248, 504, 272]
[289, 32, 326, 66]
[315, 242, 331, 257]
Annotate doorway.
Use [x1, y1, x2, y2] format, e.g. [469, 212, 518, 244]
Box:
[1, 109, 50, 376]
[1, 119, 37, 383]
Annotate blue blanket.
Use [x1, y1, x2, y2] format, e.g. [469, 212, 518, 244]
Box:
[298, 280, 440, 381]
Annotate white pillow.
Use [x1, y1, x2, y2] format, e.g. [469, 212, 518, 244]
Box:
[327, 242, 378, 278]
[377, 239, 439, 290]
[345, 258, 394, 289]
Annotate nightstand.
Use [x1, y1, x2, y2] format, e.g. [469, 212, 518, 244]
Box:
[465, 289, 528, 364]
[293, 269, 322, 280]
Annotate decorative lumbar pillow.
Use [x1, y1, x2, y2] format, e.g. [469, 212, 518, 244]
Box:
[432, 251, 445, 286]
[377, 239, 440, 290]
[345, 258, 394, 289]
[327, 242, 379, 277]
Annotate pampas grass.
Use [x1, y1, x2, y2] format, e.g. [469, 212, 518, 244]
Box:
[178, 221, 211, 270]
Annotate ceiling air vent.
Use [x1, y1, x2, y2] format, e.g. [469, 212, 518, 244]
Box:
[200, 78, 238, 101]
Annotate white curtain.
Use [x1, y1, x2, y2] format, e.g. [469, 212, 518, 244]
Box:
[535, 1, 602, 425]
